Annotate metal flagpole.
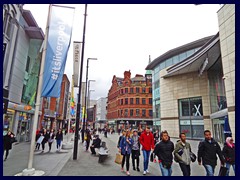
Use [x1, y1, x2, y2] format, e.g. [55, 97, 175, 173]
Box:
[21, 4, 52, 176]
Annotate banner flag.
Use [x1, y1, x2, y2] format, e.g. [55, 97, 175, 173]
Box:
[70, 75, 75, 116]
[41, 5, 75, 97]
[73, 41, 81, 87]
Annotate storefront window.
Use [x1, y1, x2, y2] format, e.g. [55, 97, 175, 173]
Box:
[179, 97, 204, 139]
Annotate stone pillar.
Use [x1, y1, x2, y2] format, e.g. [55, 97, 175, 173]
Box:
[12, 111, 20, 136]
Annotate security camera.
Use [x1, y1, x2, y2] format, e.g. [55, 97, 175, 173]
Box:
[222, 76, 227, 80]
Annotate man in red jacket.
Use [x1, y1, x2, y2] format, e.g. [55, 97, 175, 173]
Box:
[140, 126, 154, 175]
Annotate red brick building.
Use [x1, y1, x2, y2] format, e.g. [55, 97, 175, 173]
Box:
[107, 70, 153, 130]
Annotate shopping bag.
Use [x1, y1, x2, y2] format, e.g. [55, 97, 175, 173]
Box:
[150, 152, 154, 162]
[115, 153, 123, 164]
[190, 152, 197, 162]
[218, 166, 228, 176]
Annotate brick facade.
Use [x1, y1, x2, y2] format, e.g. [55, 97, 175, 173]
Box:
[107, 70, 153, 130]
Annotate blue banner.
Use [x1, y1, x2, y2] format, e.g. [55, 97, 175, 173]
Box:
[41, 5, 75, 97]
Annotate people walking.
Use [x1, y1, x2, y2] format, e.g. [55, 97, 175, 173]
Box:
[90, 134, 101, 155]
[119, 130, 133, 176]
[153, 130, 160, 145]
[153, 130, 174, 176]
[131, 129, 140, 172]
[222, 137, 235, 176]
[139, 126, 154, 175]
[35, 133, 44, 151]
[3, 130, 16, 161]
[117, 130, 126, 148]
[47, 129, 55, 152]
[174, 133, 192, 176]
[55, 129, 63, 151]
[41, 129, 48, 153]
[197, 130, 225, 176]
[85, 130, 92, 151]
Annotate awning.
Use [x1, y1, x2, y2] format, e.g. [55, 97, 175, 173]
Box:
[163, 33, 220, 78]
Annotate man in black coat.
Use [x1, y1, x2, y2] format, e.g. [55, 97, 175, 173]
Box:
[90, 135, 101, 155]
[197, 130, 225, 176]
[153, 130, 174, 176]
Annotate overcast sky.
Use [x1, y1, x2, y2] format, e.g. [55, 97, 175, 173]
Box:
[23, 4, 221, 100]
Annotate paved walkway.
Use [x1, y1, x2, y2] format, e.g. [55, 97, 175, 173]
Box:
[3, 134, 74, 176]
[58, 133, 234, 176]
[3, 132, 234, 176]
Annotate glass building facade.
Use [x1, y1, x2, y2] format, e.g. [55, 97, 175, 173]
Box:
[152, 47, 201, 131]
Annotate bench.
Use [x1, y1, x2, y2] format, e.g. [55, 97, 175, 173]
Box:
[97, 141, 109, 163]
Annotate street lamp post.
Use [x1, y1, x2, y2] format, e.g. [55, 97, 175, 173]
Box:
[73, 4, 87, 160]
[81, 58, 97, 142]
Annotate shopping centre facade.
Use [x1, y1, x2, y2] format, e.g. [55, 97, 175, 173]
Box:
[146, 4, 235, 141]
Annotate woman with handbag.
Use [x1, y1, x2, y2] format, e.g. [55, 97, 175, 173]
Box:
[47, 129, 55, 152]
[131, 129, 141, 171]
[222, 137, 235, 176]
[3, 130, 16, 161]
[119, 130, 133, 176]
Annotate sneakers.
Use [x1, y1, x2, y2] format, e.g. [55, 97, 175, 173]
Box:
[121, 167, 124, 172]
[146, 169, 150, 174]
[126, 171, 130, 176]
[143, 171, 146, 175]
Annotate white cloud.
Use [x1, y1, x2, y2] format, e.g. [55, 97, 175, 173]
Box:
[24, 4, 221, 100]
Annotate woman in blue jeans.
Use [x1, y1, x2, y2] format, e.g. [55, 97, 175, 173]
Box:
[55, 129, 63, 151]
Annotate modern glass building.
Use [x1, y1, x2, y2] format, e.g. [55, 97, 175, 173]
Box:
[146, 36, 213, 134]
[146, 4, 235, 142]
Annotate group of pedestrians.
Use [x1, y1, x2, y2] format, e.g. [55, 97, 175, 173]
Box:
[116, 126, 235, 176]
[35, 128, 63, 153]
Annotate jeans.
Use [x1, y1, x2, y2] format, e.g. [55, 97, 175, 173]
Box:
[142, 150, 151, 171]
[226, 163, 235, 176]
[159, 162, 172, 176]
[179, 163, 191, 176]
[56, 140, 62, 149]
[203, 164, 215, 176]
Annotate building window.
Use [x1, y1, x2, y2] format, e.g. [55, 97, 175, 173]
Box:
[121, 99, 123, 105]
[142, 87, 146, 93]
[125, 88, 128, 94]
[130, 88, 134, 93]
[136, 109, 140, 116]
[149, 88, 152, 93]
[142, 109, 146, 117]
[136, 87, 140, 93]
[149, 110, 153, 117]
[124, 109, 128, 117]
[121, 110, 123, 117]
[178, 97, 204, 139]
[121, 89, 123, 94]
[125, 98, 128, 105]
[149, 98, 152, 104]
[130, 98, 134, 104]
[130, 109, 133, 116]
[142, 98, 146, 105]
[136, 98, 140, 105]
